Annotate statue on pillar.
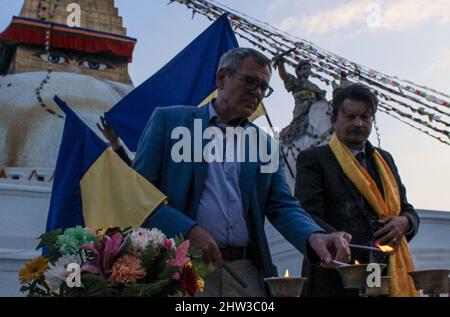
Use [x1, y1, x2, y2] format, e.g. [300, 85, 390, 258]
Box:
[273, 54, 333, 189]
[275, 58, 326, 137]
[274, 55, 327, 143]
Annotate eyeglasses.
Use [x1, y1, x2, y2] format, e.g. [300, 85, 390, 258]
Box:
[232, 72, 274, 98]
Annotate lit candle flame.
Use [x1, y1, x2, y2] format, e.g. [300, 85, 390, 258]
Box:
[375, 243, 394, 253]
[354, 260, 361, 266]
[284, 269, 290, 278]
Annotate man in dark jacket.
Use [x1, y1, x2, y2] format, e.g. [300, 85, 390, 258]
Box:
[295, 84, 420, 297]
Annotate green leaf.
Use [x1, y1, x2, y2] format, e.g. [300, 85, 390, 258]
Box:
[158, 265, 179, 280]
[82, 274, 118, 297]
[122, 236, 133, 253]
[188, 245, 203, 260]
[62, 273, 118, 297]
[174, 235, 185, 248]
[141, 243, 170, 282]
[35, 228, 63, 262]
[121, 279, 178, 297]
[20, 285, 30, 292]
[36, 229, 61, 250]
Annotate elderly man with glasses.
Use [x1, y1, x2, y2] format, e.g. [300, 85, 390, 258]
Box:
[134, 48, 352, 297]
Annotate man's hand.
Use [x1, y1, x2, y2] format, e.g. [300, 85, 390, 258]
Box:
[308, 232, 352, 268]
[186, 225, 223, 269]
[96, 115, 120, 150]
[374, 216, 410, 249]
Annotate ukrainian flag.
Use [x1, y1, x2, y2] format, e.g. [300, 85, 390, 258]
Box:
[105, 14, 266, 152]
[46, 96, 166, 232]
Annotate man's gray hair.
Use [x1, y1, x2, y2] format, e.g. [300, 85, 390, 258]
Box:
[217, 48, 272, 74]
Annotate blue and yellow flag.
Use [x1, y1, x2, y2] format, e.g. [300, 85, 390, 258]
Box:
[104, 14, 239, 151]
[46, 96, 166, 232]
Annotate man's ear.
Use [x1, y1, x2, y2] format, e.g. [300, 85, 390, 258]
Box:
[216, 69, 227, 89]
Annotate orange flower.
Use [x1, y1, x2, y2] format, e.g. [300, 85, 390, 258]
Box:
[110, 255, 146, 284]
[18, 256, 48, 284]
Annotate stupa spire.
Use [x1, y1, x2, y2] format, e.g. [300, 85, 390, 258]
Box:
[19, 0, 128, 36]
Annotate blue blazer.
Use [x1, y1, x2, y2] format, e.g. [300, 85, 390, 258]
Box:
[133, 104, 323, 277]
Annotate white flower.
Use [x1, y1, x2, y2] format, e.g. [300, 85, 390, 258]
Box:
[129, 228, 167, 253]
[44, 254, 82, 291]
[147, 228, 166, 245]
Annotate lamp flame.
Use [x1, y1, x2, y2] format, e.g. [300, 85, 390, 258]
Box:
[375, 243, 394, 253]
[354, 260, 361, 266]
[284, 269, 290, 278]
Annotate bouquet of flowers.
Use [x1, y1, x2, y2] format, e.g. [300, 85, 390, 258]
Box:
[19, 226, 212, 297]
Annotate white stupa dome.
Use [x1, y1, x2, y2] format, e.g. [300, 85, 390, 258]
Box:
[0, 71, 133, 168]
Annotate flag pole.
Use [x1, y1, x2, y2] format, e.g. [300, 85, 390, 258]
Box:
[263, 111, 295, 179]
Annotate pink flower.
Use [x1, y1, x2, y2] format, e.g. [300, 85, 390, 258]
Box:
[167, 240, 190, 268]
[161, 237, 175, 250]
[82, 232, 124, 277]
[110, 255, 146, 284]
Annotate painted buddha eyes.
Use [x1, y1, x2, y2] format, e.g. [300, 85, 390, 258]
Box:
[40, 53, 67, 65]
[81, 60, 108, 71]
[38, 53, 110, 71]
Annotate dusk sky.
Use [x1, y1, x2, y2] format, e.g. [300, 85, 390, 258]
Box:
[1, 0, 449, 211]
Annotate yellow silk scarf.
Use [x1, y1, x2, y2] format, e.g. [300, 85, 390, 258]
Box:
[329, 134, 419, 297]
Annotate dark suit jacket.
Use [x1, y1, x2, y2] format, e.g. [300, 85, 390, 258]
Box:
[295, 142, 420, 297]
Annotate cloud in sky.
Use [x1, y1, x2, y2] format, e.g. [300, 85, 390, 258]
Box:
[272, 0, 450, 35]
